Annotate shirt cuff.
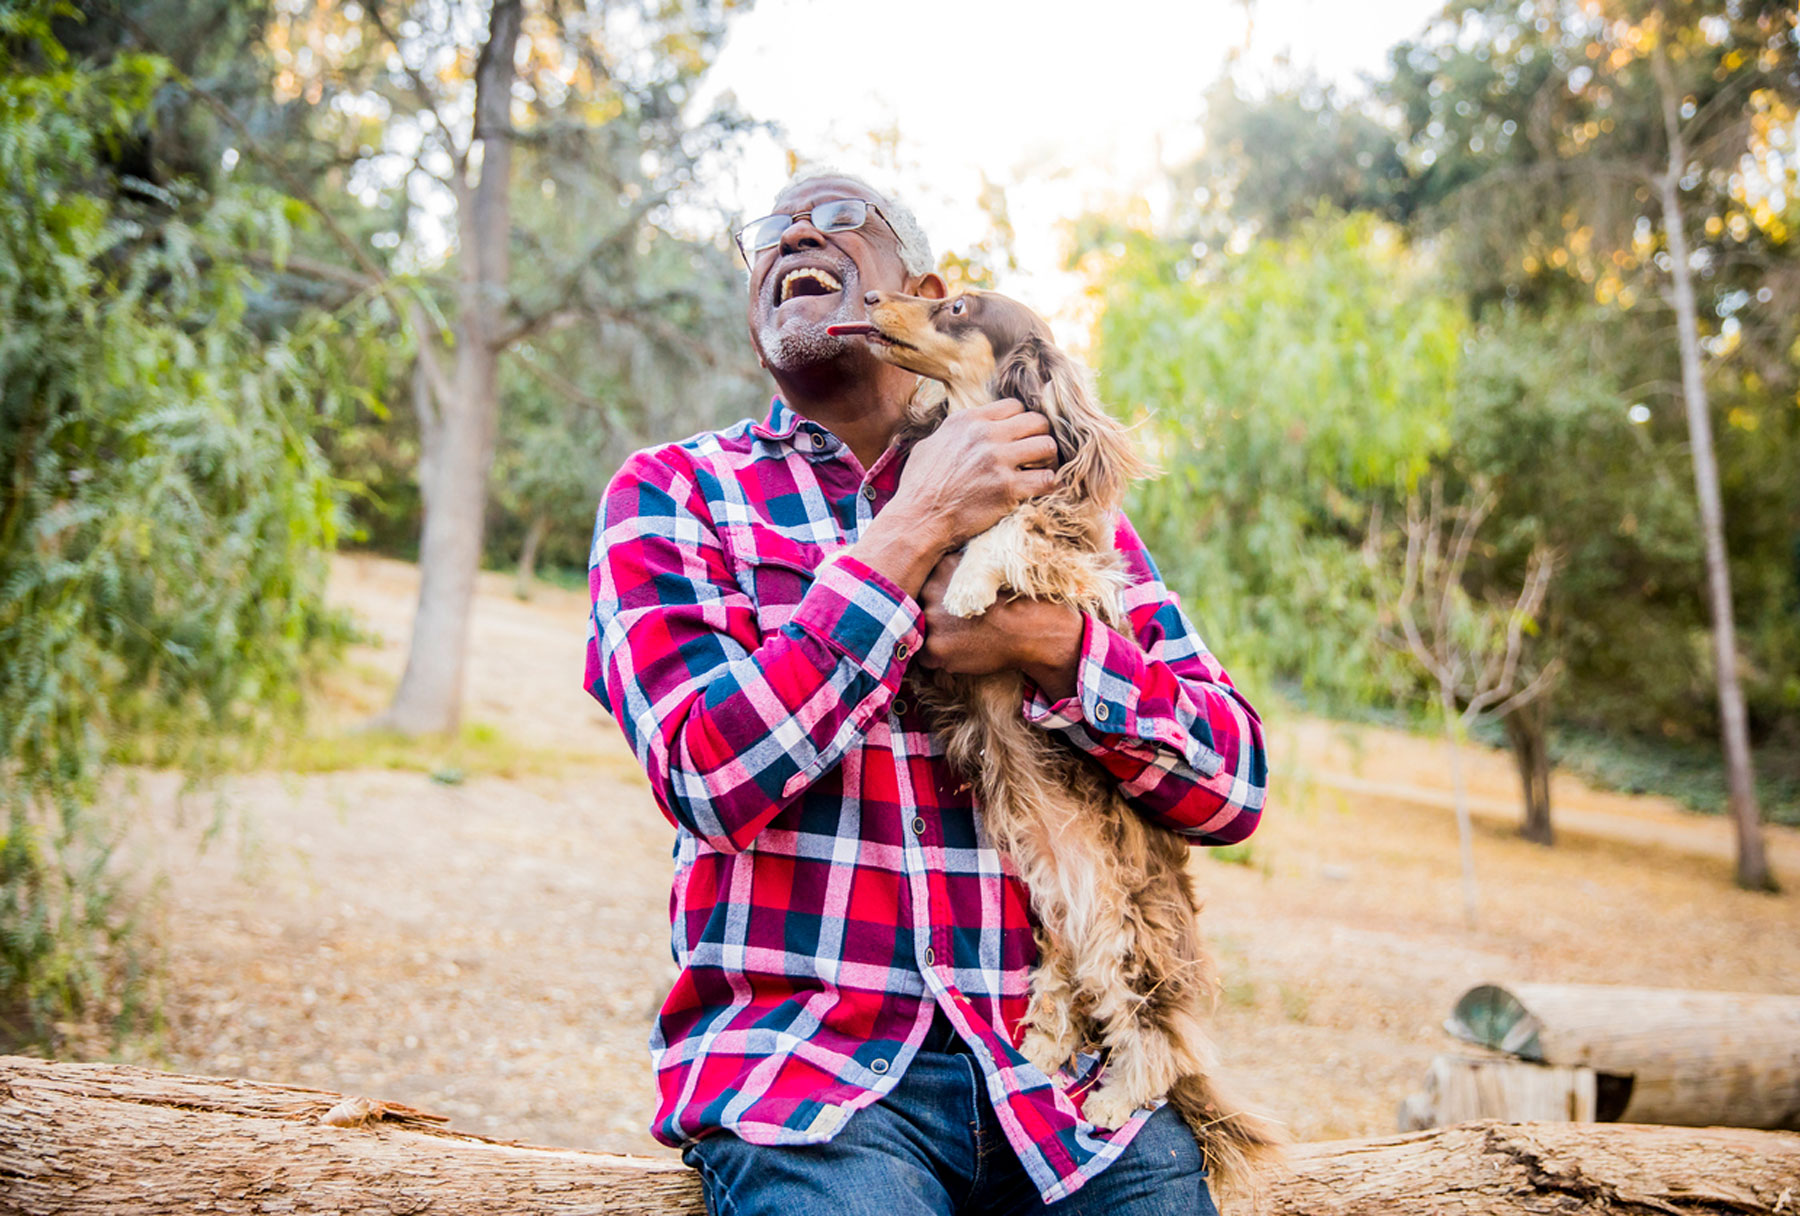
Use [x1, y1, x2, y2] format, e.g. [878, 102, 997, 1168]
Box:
[787, 554, 924, 687]
[1022, 614, 1218, 770]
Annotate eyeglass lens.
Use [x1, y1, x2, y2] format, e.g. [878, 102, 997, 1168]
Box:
[741, 199, 869, 256]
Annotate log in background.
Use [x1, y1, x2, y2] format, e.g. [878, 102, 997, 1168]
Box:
[3, 1056, 1798, 1214]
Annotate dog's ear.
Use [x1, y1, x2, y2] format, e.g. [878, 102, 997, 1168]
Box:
[994, 337, 1145, 512]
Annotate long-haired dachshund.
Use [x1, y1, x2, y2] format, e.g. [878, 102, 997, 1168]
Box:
[829, 290, 1281, 1186]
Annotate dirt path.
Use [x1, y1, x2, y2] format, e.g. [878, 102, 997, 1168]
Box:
[136, 556, 1798, 1153]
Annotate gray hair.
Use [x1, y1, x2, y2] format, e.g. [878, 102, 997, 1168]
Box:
[783, 165, 934, 278]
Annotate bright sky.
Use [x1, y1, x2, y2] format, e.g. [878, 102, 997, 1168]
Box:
[696, 0, 1444, 341]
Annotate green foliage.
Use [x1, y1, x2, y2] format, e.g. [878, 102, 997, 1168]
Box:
[1452, 305, 1711, 736]
[1094, 213, 1463, 710]
[0, 6, 351, 1047]
[1179, 80, 1418, 239]
[1547, 726, 1800, 828]
[489, 134, 762, 578]
[1157, 2, 1800, 806]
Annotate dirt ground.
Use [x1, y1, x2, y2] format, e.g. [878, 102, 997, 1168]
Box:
[127, 554, 1800, 1156]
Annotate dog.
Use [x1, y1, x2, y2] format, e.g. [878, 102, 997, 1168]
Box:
[828, 290, 1281, 1187]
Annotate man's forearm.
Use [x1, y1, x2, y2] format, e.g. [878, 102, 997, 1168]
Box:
[850, 502, 953, 599]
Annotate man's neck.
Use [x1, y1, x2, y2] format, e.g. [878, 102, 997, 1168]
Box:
[772, 359, 920, 472]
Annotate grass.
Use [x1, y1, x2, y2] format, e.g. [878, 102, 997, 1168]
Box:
[1513, 724, 1800, 828]
[1272, 681, 1800, 829]
[246, 655, 584, 782]
[271, 720, 580, 782]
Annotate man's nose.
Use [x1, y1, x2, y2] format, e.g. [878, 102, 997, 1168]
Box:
[864, 292, 880, 305]
[778, 217, 826, 254]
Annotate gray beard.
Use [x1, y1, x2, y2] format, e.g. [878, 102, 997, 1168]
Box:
[757, 312, 851, 371]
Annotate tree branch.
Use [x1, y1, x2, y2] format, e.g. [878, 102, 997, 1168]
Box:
[113, 9, 391, 290]
[365, 1, 466, 171]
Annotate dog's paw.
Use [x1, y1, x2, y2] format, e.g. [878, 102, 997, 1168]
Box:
[940, 578, 999, 619]
[1019, 1028, 1073, 1078]
[1081, 1085, 1144, 1132]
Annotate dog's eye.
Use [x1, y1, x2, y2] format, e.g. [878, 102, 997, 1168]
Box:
[950, 299, 966, 315]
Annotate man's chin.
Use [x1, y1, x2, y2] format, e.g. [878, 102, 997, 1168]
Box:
[757, 314, 858, 374]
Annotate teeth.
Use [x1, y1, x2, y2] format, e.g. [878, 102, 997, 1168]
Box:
[780, 267, 843, 302]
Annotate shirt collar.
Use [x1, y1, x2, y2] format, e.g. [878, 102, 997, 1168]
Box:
[750, 396, 802, 442]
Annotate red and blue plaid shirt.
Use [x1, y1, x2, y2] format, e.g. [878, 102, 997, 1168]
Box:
[584, 397, 1267, 1203]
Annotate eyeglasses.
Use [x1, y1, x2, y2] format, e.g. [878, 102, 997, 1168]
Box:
[734, 198, 892, 265]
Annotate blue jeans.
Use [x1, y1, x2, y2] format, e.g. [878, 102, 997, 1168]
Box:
[681, 1036, 1220, 1215]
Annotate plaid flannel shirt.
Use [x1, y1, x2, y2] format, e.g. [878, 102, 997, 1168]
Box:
[584, 397, 1267, 1203]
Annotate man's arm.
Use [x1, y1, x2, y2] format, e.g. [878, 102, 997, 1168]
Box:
[587, 448, 921, 853]
[918, 513, 1266, 845]
[586, 401, 1059, 854]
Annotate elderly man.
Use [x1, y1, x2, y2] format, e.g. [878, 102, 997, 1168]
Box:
[585, 171, 1267, 1215]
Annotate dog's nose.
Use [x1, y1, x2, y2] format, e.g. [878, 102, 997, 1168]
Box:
[864, 291, 881, 306]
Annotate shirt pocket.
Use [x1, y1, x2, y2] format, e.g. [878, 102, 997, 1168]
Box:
[724, 529, 824, 637]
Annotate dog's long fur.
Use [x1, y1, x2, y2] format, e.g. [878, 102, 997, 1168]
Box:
[842, 290, 1283, 1189]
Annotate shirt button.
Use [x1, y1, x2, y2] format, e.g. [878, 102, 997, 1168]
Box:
[862, 484, 877, 502]
[811, 431, 827, 449]
[892, 698, 908, 716]
[1094, 702, 1111, 722]
[871, 1058, 889, 1074]
[912, 816, 926, 836]
[895, 642, 910, 661]
[925, 946, 936, 966]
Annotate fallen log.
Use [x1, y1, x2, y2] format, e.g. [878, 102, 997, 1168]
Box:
[1448, 982, 1800, 1128]
[3, 1056, 1798, 1214]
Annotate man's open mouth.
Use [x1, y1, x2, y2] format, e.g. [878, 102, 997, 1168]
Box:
[778, 267, 843, 304]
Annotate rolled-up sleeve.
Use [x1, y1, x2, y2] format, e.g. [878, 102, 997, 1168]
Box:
[1021, 514, 1266, 844]
[584, 449, 923, 854]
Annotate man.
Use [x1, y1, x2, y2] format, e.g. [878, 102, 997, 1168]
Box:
[585, 169, 1267, 1215]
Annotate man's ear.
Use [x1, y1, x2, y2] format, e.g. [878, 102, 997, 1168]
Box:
[908, 272, 947, 300]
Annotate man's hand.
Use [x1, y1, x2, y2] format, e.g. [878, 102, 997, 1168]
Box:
[919, 553, 1083, 700]
[851, 400, 1057, 596]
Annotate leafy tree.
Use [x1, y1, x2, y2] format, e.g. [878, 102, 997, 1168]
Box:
[120, 0, 756, 734]
[0, 3, 354, 1044]
[1175, 79, 1418, 242]
[1384, 0, 1798, 887]
[1453, 304, 1706, 842]
[488, 129, 761, 595]
[1092, 214, 1463, 709]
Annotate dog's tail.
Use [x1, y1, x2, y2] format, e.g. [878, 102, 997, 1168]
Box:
[1168, 1072, 1288, 1197]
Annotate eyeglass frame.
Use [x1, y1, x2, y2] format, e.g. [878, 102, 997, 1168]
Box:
[733, 198, 897, 267]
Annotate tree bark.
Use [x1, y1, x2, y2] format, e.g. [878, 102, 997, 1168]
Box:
[4, 1057, 1798, 1215]
[1651, 44, 1775, 893]
[514, 510, 548, 600]
[379, 0, 524, 736]
[1502, 698, 1554, 846]
[1448, 982, 1800, 1130]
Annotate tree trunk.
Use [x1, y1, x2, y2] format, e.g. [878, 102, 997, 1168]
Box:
[1652, 45, 1775, 893]
[378, 0, 523, 737]
[514, 510, 548, 600]
[5, 1058, 1799, 1216]
[1502, 698, 1554, 846]
[1442, 689, 1479, 927]
[1447, 982, 1800, 1130]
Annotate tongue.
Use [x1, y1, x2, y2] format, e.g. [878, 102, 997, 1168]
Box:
[826, 322, 879, 337]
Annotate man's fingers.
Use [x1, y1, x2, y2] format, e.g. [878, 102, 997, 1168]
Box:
[1006, 435, 1060, 471]
[993, 409, 1051, 442]
[975, 396, 1025, 419]
[1015, 466, 1058, 499]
